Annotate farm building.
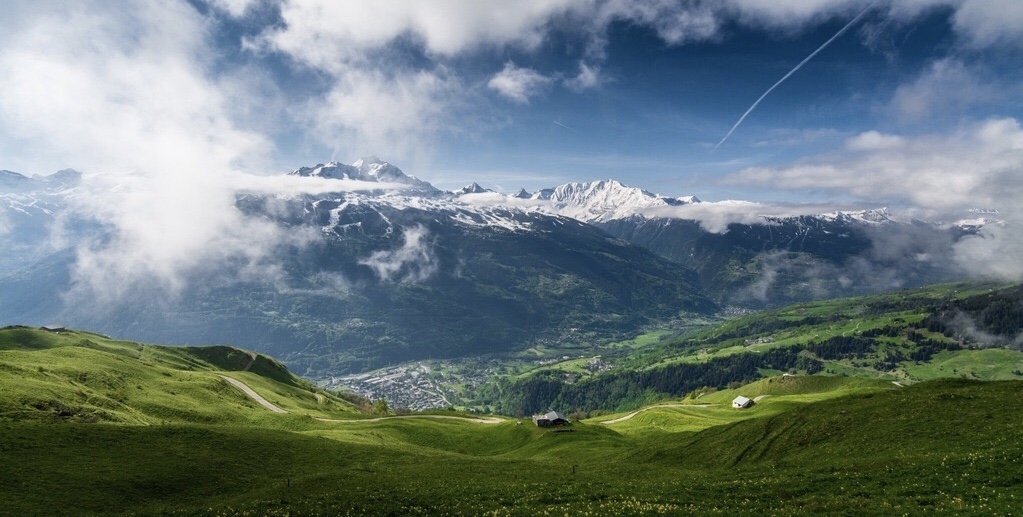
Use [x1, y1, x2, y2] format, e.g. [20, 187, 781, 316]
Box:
[732, 396, 753, 409]
[532, 410, 570, 427]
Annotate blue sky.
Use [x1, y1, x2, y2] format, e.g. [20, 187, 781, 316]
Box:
[2, 0, 1022, 208]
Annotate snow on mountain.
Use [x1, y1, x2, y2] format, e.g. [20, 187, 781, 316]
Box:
[290, 157, 441, 195]
[0, 168, 81, 215]
[811, 208, 897, 225]
[523, 179, 700, 223]
[457, 182, 491, 195]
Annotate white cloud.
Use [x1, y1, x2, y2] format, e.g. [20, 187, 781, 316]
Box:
[643, 200, 877, 233]
[565, 61, 602, 91]
[889, 58, 997, 121]
[844, 130, 904, 151]
[359, 225, 438, 283]
[487, 62, 553, 104]
[262, 0, 579, 65]
[951, 0, 1023, 47]
[598, 0, 722, 45]
[727, 117, 1023, 279]
[312, 68, 468, 162]
[729, 118, 1023, 210]
[0, 1, 330, 301]
[207, 0, 258, 17]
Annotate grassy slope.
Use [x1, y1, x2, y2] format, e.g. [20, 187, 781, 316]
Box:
[649, 283, 1023, 380]
[4, 325, 1023, 515]
[0, 326, 360, 426]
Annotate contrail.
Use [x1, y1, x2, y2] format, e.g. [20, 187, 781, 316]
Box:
[714, 4, 874, 150]
[553, 120, 581, 134]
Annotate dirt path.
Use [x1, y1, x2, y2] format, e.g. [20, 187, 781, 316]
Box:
[600, 404, 713, 425]
[241, 352, 257, 372]
[316, 415, 503, 425]
[219, 375, 287, 414]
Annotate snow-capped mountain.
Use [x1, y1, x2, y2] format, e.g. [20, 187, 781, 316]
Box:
[457, 182, 491, 195]
[291, 157, 441, 195]
[522, 179, 699, 223]
[0, 157, 995, 374]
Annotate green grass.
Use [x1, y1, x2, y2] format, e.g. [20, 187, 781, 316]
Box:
[3, 379, 1023, 516]
[0, 326, 360, 426]
[4, 325, 1023, 515]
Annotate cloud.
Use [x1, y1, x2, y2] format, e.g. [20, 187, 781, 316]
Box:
[488, 62, 553, 104]
[889, 58, 998, 121]
[207, 0, 259, 17]
[565, 61, 602, 91]
[247, 0, 1023, 165]
[260, 0, 579, 63]
[726, 117, 1023, 279]
[950, 0, 1023, 47]
[312, 68, 469, 160]
[643, 200, 881, 233]
[596, 0, 721, 45]
[0, 2, 419, 303]
[359, 225, 439, 283]
[728, 118, 1023, 209]
[0, 2, 278, 296]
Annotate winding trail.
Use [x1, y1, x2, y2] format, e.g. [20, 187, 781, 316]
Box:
[316, 415, 503, 425]
[219, 375, 287, 414]
[600, 404, 713, 425]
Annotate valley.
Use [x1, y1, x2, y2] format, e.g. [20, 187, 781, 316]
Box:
[0, 159, 980, 378]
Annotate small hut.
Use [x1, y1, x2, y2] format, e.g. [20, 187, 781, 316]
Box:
[532, 410, 570, 427]
[732, 396, 753, 409]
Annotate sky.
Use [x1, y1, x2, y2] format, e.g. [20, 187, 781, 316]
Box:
[2, 1, 1023, 291]
[1, 1, 1021, 201]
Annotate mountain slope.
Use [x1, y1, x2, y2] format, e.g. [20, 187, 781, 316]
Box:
[0, 160, 716, 375]
[0, 326, 360, 424]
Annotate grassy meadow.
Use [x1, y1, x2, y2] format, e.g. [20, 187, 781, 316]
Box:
[3, 323, 1023, 515]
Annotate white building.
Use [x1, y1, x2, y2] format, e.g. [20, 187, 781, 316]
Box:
[732, 396, 753, 409]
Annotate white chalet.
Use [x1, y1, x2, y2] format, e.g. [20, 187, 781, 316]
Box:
[732, 396, 753, 409]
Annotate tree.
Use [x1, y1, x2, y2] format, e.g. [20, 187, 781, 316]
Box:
[372, 398, 389, 415]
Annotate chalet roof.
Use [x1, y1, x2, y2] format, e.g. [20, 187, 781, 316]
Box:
[733, 396, 751, 405]
[544, 411, 567, 422]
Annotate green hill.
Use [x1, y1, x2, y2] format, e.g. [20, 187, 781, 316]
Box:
[3, 325, 1023, 515]
[480, 282, 1023, 415]
[0, 326, 360, 425]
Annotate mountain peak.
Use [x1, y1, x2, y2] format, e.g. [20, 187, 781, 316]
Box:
[289, 158, 442, 195]
[458, 182, 491, 195]
[529, 179, 697, 223]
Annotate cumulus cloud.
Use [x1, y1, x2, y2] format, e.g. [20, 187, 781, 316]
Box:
[0, 2, 273, 297]
[245, 0, 1023, 163]
[729, 118, 1023, 209]
[889, 58, 998, 121]
[313, 68, 468, 161]
[207, 0, 258, 17]
[359, 225, 439, 283]
[727, 117, 1023, 279]
[643, 200, 880, 233]
[488, 62, 553, 104]
[0, 2, 412, 303]
[565, 61, 603, 91]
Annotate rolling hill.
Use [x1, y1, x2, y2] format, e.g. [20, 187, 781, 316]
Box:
[1, 326, 1020, 517]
